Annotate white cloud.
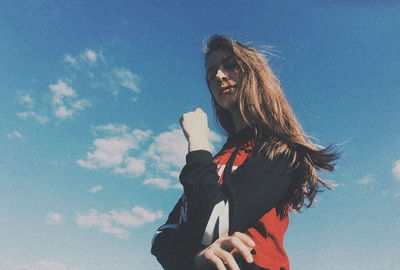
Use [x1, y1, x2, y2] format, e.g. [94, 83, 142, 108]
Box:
[85, 137, 129, 166]
[63, 54, 77, 65]
[17, 111, 48, 124]
[143, 177, 182, 190]
[71, 99, 91, 110]
[392, 160, 400, 181]
[89, 185, 103, 193]
[49, 80, 76, 105]
[82, 49, 101, 62]
[18, 91, 35, 108]
[6, 131, 24, 139]
[49, 80, 91, 119]
[357, 174, 379, 185]
[65, 49, 103, 67]
[94, 123, 128, 134]
[78, 124, 221, 189]
[65, 49, 104, 66]
[109, 206, 163, 227]
[145, 128, 221, 172]
[76, 206, 162, 238]
[131, 206, 163, 223]
[99, 226, 129, 238]
[77, 127, 151, 178]
[114, 68, 140, 93]
[76, 210, 112, 228]
[133, 129, 153, 141]
[78, 136, 133, 168]
[208, 130, 223, 149]
[54, 106, 75, 118]
[113, 157, 146, 177]
[17, 260, 77, 270]
[46, 213, 63, 225]
[63, 49, 141, 98]
[145, 128, 188, 172]
[169, 170, 180, 178]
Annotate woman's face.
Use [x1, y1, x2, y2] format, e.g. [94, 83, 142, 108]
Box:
[206, 50, 241, 111]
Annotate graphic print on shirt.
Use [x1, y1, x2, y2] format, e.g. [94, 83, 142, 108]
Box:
[201, 161, 239, 245]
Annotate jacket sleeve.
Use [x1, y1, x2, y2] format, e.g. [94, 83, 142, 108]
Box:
[151, 196, 193, 270]
[179, 150, 292, 246]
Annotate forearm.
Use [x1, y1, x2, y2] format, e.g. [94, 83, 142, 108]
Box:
[180, 150, 226, 245]
[152, 196, 206, 270]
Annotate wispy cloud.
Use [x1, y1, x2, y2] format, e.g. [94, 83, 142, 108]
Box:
[110, 206, 162, 226]
[15, 53, 96, 124]
[392, 160, 400, 181]
[75, 206, 162, 238]
[49, 80, 91, 119]
[63, 49, 140, 98]
[114, 68, 140, 93]
[16, 91, 49, 124]
[63, 54, 77, 65]
[357, 174, 379, 185]
[64, 49, 104, 67]
[17, 260, 78, 270]
[17, 111, 48, 124]
[17, 91, 35, 108]
[46, 213, 63, 225]
[89, 185, 103, 194]
[6, 131, 24, 139]
[81, 49, 102, 63]
[94, 123, 128, 134]
[143, 177, 182, 190]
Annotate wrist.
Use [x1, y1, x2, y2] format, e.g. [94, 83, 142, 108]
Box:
[188, 139, 211, 152]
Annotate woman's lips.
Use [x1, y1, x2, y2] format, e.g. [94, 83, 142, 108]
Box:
[220, 85, 236, 94]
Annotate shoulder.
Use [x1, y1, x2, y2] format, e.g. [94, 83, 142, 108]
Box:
[233, 152, 293, 180]
[248, 151, 291, 168]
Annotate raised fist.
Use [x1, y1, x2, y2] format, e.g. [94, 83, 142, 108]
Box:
[180, 108, 211, 152]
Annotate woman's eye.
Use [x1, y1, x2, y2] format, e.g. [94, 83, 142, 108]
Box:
[222, 61, 238, 71]
[207, 69, 217, 80]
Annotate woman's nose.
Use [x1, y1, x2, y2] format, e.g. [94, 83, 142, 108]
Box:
[215, 68, 228, 81]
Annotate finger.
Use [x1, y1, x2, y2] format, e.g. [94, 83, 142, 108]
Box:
[206, 253, 228, 270]
[222, 236, 254, 264]
[215, 248, 240, 270]
[195, 108, 206, 117]
[233, 231, 255, 248]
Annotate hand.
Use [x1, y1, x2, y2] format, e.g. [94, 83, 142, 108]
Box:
[193, 232, 255, 270]
[180, 108, 211, 152]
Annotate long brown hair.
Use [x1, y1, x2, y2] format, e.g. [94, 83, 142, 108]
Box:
[204, 35, 339, 215]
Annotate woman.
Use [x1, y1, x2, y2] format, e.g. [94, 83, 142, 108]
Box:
[151, 35, 339, 270]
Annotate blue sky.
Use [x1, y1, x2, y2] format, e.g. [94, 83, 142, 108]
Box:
[1, 1, 399, 269]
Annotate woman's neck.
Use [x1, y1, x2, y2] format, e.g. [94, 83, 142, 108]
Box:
[230, 110, 248, 133]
